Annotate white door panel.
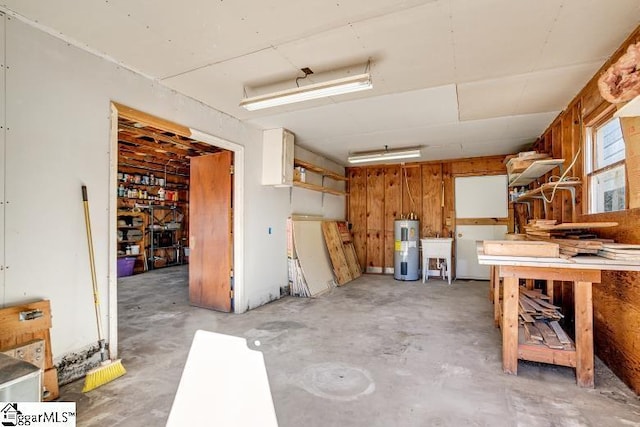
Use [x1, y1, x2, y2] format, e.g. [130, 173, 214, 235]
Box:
[456, 225, 507, 279]
[454, 175, 508, 280]
[455, 175, 508, 218]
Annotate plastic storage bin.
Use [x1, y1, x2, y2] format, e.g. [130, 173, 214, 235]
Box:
[117, 257, 136, 277]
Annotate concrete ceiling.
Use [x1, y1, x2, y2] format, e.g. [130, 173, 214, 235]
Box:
[3, 0, 640, 165]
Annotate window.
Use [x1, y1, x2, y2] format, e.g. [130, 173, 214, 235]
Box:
[586, 114, 626, 213]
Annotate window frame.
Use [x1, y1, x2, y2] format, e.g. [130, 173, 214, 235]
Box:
[584, 105, 627, 214]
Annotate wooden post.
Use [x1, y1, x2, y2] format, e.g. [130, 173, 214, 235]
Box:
[525, 278, 534, 290]
[489, 266, 495, 302]
[502, 275, 519, 374]
[546, 279, 554, 303]
[493, 266, 501, 327]
[574, 281, 595, 388]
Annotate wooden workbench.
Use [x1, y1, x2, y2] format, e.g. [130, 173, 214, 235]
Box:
[477, 242, 640, 388]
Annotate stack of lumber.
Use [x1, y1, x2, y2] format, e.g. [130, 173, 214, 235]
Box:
[321, 221, 362, 285]
[504, 151, 552, 175]
[518, 288, 573, 351]
[523, 219, 618, 257]
[598, 243, 640, 261]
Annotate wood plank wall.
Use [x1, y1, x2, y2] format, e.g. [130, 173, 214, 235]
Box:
[528, 25, 640, 393]
[347, 156, 505, 273]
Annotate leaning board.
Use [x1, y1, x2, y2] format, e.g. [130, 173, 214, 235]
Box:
[293, 220, 335, 296]
[321, 221, 352, 285]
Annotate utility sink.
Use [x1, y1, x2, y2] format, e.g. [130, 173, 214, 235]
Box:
[420, 238, 453, 284]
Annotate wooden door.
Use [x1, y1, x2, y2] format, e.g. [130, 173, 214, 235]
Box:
[189, 151, 233, 312]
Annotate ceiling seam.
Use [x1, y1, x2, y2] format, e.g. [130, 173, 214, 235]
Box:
[166, 1, 440, 83]
[0, 6, 157, 82]
[160, 46, 275, 81]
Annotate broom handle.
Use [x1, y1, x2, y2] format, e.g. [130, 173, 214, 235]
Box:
[82, 185, 104, 341]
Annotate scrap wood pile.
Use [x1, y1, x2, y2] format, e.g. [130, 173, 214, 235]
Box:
[523, 219, 625, 257]
[519, 288, 573, 350]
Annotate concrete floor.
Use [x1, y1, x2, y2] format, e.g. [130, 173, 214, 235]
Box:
[60, 266, 640, 426]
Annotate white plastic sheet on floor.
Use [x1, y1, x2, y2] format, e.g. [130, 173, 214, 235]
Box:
[166, 330, 278, 427]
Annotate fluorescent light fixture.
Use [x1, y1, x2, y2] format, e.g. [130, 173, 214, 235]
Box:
[348, 147, 421, 164]
[240, 73, 373, 111]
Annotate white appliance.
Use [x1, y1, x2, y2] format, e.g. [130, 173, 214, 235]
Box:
[0, 353, 42, 401]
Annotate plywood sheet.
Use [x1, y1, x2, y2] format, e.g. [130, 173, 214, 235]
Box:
[366, 168, 385, 231]
[167, 330, 278, 427]
[421, 164, 442, 237]
[292, 220, 334, 296]
[401, 165, 422, 217]
[344, 243, 362, 279]
[366, 230, 384, 273]
[366, 168, 385, 269]
[384, 166, 401, 231]
[348, 168, 367, 270]
[321, 221, 352, 285]
[384, 230, 395, 271]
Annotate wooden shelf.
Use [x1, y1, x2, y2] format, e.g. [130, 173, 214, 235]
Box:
[118, 196, 184, 204]
[291, 158, 347, 196]
[517, 181, 581, 202]
[293, 180, 346, 196]
[508, 159, 565, 187]
[294, 159, 348, 181]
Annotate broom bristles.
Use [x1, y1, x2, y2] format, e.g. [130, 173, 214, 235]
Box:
[82, 359, 126, 393]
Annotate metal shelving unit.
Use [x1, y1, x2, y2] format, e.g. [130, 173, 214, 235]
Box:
[145, 205, 184, 269]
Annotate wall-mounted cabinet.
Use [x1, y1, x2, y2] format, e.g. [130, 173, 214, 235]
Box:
[262, 128, 294, 186]
[293, 158, 347, 196]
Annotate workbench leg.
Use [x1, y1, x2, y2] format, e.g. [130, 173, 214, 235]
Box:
[546, 279, 554, 304]
[489, 266, 495, 302]
[575, 281, 594, 388]
[502, 276, 519, 375]
[493, 267, 501, 327]
[525, 279, 534, 290]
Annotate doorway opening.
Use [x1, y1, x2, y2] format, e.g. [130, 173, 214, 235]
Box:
[108, 103, 245, 358]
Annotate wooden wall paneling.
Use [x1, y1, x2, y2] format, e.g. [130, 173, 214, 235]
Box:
[593, 286, 640, 392]
[450, 155, 506, 176]
[527, 24, 640, 394]
[366, 167, 385, 272]
[570, 102, 585, 217]
[561, 113, 575, 223]
[347, 168, 367, 270]
[384, 166, 401, 271]
[421, 164, 443, 237]
[542, 122, 560, 221]
[401, 165, 422, 218]
[441, 163, 455, 272]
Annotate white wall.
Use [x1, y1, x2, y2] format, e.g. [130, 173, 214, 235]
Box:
[2, 15, 291, 359]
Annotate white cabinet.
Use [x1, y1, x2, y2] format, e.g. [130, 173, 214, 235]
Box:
[261, 128, 294, 186]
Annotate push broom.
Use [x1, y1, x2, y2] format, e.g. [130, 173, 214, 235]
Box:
[81, 185, 126, 392]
